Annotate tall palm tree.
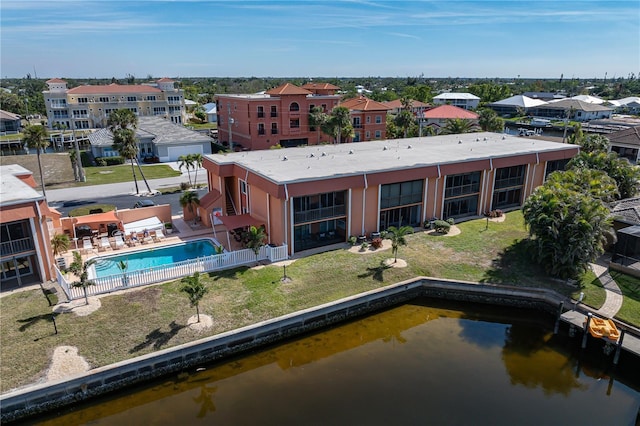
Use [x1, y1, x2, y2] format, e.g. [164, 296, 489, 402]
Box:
[181, 272, 208, 323]
[178, 154, 195, 186]
[386, 225, 413, 263]
[23, 124, 50, 198]
[68, 251, 96, 305]
[394, 97, 416, 138]
[478, 108, 505, 132]
[191, 153, 203, 187]
[107, 109, 152, 194]
[180, 190, 200, 224]
[308, 106, 328, 144]
[323, 106, 353, 144]
[441, 118, 477, 135]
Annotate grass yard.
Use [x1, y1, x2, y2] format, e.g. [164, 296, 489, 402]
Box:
[0, 211, 633, 393]
[609, 271, 640, 326]
[80, 164, 181, 186]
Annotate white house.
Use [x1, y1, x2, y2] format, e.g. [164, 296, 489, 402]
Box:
[203, 102, 218, 123]
[608, 97, 640, 115]
[432, 93, 480, 110]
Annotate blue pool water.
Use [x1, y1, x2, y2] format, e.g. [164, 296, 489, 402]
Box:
[92, 239, 216, 278]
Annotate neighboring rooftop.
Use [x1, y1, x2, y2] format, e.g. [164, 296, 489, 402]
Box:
[341, 96, 391, 111]
[433, 92, 480, 100]
[421, 105, 479, 119]
[489, 95, 547, 108]
[608, 126, 640, 147]
[0, 164, 43, 206]
[89, 116, 211, 146]
[67, 83, 163, 95]
[542, 99, 613, 112]
[610, 197, 640, 225]
[206, 132, 577, 184]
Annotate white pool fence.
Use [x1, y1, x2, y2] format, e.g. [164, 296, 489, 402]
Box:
[56, 244, 288, 300]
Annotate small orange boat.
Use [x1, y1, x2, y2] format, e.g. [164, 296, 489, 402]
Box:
[585, 317, 620, 342]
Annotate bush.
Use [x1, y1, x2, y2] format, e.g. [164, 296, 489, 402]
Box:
[446, 217, 455, 225]
[433, 220, 451, 234]
[485, 209, 504, 218]
[180, 181, 192, 191]
[143, 156, 160, 164]
[371, 237, 383, 249]
[95, 156, 125, 166]
[360, 242, 369, 251]
[348, 236, 357, 246]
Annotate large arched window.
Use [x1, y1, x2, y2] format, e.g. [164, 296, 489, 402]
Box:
[289, 102, 300, 112]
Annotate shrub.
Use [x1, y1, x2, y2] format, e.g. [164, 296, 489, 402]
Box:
[484, 209, 504, 218]
[446, 217, 455, 225]
[379, 230, 388, 240]
[96, 157, 107, 166]
[371, 237, 383, 249]
[180, 181, 192, 191]
[433, 220, 451, 234]
[96, 156, 124, 166]
[348, 236, 357, 246]
[360, 242, 369, 251]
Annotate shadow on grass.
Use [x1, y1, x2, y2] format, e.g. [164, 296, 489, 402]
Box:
[130, 321, 186, 353]
[206, 266, 250, 282]
[17, 312, 59, 332]
[357, 261, 392, 282]
[480, 239, 543, 286]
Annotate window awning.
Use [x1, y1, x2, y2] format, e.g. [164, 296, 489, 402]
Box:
[74, 210, 121, 226]
[218, 214, 263, 230]
[123, 216, 164, 235]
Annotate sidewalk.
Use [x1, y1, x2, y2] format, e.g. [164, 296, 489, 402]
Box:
[588, 253, 624, 318]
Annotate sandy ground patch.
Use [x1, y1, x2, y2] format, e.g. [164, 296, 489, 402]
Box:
[383, 258, 408, 268]
[487, 215, 506, 223]
[347, 239, 393, 254]
[52, 296, 101, 316]
[425, 225, 461, 237]
[187, 314, 213, 331]
[47, 346, 90, 382]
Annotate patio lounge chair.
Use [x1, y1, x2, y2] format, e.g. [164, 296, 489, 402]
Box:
[151, 229, 165, 242]
[99, 236, 111, 251]
[82, 237, 93, 254]
[113, 234, 125, 250]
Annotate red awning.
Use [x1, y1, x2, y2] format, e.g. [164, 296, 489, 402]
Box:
[199, 189, 222, 210]
[74, 210, 121, 226]
[218, 214, 263, 230]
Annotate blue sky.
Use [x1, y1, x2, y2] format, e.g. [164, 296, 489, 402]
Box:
[1, 1, 638, 79]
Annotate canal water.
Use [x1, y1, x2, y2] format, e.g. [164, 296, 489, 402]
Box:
[33, 299, 640, 425]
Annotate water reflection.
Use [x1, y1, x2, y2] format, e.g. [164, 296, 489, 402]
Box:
[34, 299, 640, 425]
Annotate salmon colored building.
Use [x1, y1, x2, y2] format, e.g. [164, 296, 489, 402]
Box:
[216, 83, 341, 151]
[0, 165, 61, 289]
[201, 132, 578, 256]
[215, 83, 392, 151]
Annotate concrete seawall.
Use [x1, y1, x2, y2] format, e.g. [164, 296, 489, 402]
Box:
[0, 278, 587, 423]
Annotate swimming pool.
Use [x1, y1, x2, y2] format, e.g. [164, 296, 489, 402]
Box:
[91, 239, 217, 278]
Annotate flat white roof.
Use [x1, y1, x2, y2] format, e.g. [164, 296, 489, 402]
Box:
[205, 132, 577, 185]
[433, 92, 480, 100]
[0, 164, 43, 206]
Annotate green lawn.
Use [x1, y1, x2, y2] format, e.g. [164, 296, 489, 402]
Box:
[609, 271, 640, 326]
[0, 210, 634, 393]
[79, 164, 181, 186]
[571, 270, 606, 310]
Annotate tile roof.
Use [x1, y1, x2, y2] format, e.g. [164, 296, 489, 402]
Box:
[46, 78, 66, 83]
[340, 96, 391, 111]
[156, 77, 175, 83]
[421, 105, 479, 119]
[608, 126, 640, 146]
[265, 83, 312, 96]
[88, 116, 211, 147]
[610, 197, 640, 225]
[0, 109, 21, 120]
[67, 83, 162, 95]
[301, 82, 341, 90]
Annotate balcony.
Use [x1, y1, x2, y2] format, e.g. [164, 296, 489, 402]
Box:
[294, 205, 346, 224]
[271, 129, 278, 135]
[0, 237, 34, 257]
[167, 100, 181, 105]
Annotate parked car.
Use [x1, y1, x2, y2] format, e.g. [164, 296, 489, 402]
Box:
[133, 199, 156, 209]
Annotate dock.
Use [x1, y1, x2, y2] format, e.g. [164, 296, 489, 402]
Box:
[560, 310, 640, 358]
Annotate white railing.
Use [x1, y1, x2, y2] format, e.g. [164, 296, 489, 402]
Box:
[57, 244, 288, 300]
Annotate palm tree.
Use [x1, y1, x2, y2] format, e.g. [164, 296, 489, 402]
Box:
[394, 97, 416, 138]
[181, 272, 208, 323]
[308, 106, 328, 144]
[178, 154, 195, 186]
[323, 106, 353, 144]
[22, 124, 50, 198]
[441, 118, 477, 135]
[191, 153, 203, 187]
[68, 251, 96, 305]
[478, 109, 505, 132]
[180, 190, 200, 225]
[117, 259, 129, 286]
[50, 233, 70, 257]
[244, 225, 267, 264]
[107, 109, 152, 194]
[386, 225, 413, 263]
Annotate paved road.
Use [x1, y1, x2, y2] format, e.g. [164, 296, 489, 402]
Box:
[46, 164, 208, 216]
